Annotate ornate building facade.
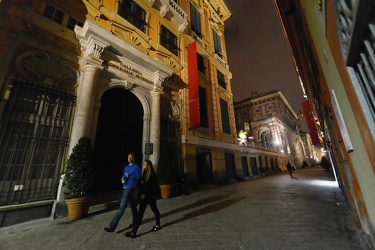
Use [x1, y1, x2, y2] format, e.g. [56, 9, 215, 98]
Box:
[234, 90, 319, 175]
[0, 0, 238, 226]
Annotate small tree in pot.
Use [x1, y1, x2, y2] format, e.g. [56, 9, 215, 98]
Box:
[63, 137, 94, 220]
[157, 147, 176, 198]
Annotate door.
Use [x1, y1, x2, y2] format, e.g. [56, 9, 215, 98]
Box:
[93, 88, 143, 192]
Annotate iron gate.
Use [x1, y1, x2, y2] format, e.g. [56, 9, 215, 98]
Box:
[0, 79, 76, 205]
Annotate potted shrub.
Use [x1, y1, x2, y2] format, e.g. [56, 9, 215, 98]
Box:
[63, 137, 94, 220]
[157, 151, 176, 199]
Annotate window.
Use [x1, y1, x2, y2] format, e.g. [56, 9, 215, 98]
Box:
[254, 109, 260, 114]
[244, 122, 250, 131]
[217, 70, 226, 89]
[220, 98, 231, 134]
[199, 86, 208, 128]
[43, 4, 83, 30]
[197, 53, 205, 73]
[67, 17, 83, 31]
[119, 0, 147, 33]
[190, 4, 202, 37]
[43, 4, 64, 24]
[160, 26, 178, 56]
[213, 29, 222, 57]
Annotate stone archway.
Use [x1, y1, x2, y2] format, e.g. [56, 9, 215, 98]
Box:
[92, 88, 144, 193]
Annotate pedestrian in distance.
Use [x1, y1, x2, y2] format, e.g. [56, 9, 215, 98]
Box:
[125, 160, 161, 238]
[104, 152, 141, 232]
[321, 156, 330, 172]
[286, 161, 293, 177]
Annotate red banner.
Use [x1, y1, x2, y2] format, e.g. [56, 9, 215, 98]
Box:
[188, 41, 200, 129]
[302, 100, 321, 145]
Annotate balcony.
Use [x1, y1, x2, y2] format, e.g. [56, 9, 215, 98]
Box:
[191, 30, 205, 48]
[148, 0, 188, 33]
[215, 53, 227, 68]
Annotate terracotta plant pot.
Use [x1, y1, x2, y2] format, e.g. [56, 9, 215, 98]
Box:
[66, 197, 90, 221]
[159, 184, 173, 199]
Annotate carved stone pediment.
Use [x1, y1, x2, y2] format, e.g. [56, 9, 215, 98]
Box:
[111, 22, 152, 55]
[15, 51, 78, 88]
[155, 51, 183, 72]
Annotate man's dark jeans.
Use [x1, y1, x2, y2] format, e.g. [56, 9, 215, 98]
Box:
[109, 188, 138, 230]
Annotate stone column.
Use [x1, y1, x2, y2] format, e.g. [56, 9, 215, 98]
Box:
[55, 32, 108, 206]
[149, 90, 161, 166]
[67, 35, 108, 154]
[68, 63, 102, 154]
[149, 71, 169, 168]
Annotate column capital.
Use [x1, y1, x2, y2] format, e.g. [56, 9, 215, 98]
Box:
[153, 70, 170, 88]
[79, 36, 109, 65]
[76, 21, 110, 65]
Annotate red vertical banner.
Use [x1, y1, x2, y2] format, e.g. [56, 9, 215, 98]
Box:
[302, 100, 320, 144]
[187, 41, 200, 129]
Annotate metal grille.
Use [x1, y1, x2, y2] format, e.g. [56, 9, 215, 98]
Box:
[0, 79, 76, 205]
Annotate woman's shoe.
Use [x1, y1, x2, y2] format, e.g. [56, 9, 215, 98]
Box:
[125, 232, 136, 238]
[152, 225, 161, 231]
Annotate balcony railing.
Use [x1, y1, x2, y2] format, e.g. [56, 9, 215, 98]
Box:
[215, 53, 226, 68]
[191, 30, 205, 48]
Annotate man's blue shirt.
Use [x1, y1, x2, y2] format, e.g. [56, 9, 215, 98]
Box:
[122, 163, 141, 189]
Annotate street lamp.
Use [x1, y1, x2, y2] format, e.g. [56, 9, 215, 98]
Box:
[238, 130, 247, 146]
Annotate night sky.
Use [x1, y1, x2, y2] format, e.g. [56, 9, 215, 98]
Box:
[225, 0, 308, 131]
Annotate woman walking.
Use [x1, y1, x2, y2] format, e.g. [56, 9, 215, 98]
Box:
[125, 160, 161, 238]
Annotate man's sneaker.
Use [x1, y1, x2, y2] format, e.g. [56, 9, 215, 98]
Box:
[104, 226, 115, 232]
[152, 225, 161, 231]
[125, 232, 136, 238]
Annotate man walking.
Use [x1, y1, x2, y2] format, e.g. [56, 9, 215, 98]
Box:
[104, 152, 141, 232]
[286, 162, 293, 177]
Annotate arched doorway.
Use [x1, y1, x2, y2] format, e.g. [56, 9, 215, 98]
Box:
[93, 88, 144, 193]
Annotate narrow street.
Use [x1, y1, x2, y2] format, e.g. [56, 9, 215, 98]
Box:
[0, 167, 368, 250]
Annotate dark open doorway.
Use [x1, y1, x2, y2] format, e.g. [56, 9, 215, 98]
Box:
[93, 88, 143, 193]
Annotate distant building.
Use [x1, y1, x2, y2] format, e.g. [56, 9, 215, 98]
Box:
[234, 90, 319, 171]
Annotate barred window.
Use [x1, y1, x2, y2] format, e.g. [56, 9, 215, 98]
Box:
[119, 0, 147, 33]
[160, 26, 178, 56]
